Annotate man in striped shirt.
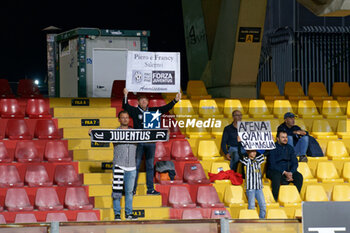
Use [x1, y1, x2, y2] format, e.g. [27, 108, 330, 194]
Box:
[238, 140, 266, 219]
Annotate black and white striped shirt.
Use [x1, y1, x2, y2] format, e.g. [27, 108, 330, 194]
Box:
[240, 154, 264, 190]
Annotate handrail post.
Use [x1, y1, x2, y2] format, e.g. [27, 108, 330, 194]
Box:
[49, 222, 59, 233]
[220, 218, 229, 233]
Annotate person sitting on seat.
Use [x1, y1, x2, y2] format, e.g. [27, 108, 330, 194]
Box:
[277, 112, 308, 162]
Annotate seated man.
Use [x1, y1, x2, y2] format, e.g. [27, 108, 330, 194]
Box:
[265, 130, 303, 201]
[277, 112, 308, 161]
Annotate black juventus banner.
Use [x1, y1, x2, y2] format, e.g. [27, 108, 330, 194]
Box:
[90, 129, 169, 143]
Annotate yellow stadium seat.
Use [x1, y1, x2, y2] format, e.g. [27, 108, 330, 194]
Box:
[260, 82, 282, 99]
[311, 119, 338, 139]
[294, 118, 308, 131]
[272, 100, 294, 118]
[321, 100, 346, 119]
[224, 185, 247, 218]
[223, 99, 247, 118]
[186, 124, 211, 139]
[332, 82, 350, 98]
[305, 185, 329, 201]
[342, 162, 350, 182]
[211, 118, 230, 137]
[197, 140, 221, 160]
[248, 100, 274, 118]
[266, 209, 288, 219]
[297, 100, 323, 119]
[284, 82, 308, 100]
[239, 209, 259, 219]
[336, 120, 350, 139]
[198, 100, 224, 118]
[325, 140, 349, 159]
[332, 185, 350, 201]
[262, 186, 279, 208]
[278, 185, 302, 207]
[269, 119, 281, 139]
[347, 101, 350, 118]
[316, 162, 344, 182]
[297, 162, 317, 183]
[173, 100, 198, 118]
[210, 162, 230, 174]
[294, 208, 302, 218]
[186, 80, 212, 99]
[308, 82, 331, 99]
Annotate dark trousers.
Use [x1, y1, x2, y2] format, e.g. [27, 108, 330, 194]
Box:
[133, 143, 156, 193]
[266, 169, 303, 201]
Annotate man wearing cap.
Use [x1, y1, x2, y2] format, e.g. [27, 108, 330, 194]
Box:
[277, 112, 309, 162]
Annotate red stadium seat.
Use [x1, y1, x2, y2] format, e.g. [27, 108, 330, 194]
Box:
[15, 141, 41, 162]
[5, 188, 34, 211]
[127, 99, 139, 107]
[65, 187, 93, 210]
[54, 164, 82, 186]
[149, 99, 167, 107]
[44, 141, 72, 162]
[0, 214, 5, 224]
[25, 165, 53, 187]
[6, 119, 32, 140]
[0, 79, 14, 98]
[154, 142, 171, 161]
[171, 139, 197, 161]
[210, 209, 231, 219]
[0, 165, 24, 188]
[0, 142, 12, 163]
[17, 79, 41, 98]
[26, 98, 51, 118]
[162, 117, 185, 139]
[35, 187, 64, 211]
[111, 80, 126, 98]
[183, 163, 210, 184]
[182, 209, 204, 219]
[168, 186, 196, 208]
[0, 99, 25, 118]
[76, 212, 98, 221]
[197, 186, 225, 208]
[46, 213, 68, 222]
[14, 213, 37, 223]
[34, 119, 61, 139]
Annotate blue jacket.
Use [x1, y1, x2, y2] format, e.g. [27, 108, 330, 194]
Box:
[266, 142, 298, 174]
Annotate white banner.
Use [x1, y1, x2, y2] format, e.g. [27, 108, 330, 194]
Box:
[237, 121, 276, 150]
[126, 51, 180, 93]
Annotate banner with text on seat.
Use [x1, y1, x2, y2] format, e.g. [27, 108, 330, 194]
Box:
[126, 51, 181, 93]
[90, 129, 169, 143]
[237, 121, 276, 150]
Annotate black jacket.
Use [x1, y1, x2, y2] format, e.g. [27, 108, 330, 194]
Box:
[122, 97, 178, 129]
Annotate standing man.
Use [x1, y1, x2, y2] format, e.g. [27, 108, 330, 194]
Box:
[221, 110, 244, 171]
[123, 88, 181, 195]
[277, 112, 309, 162]
[265, 130, 303, 201]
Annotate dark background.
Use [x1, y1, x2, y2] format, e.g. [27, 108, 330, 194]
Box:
[0, 1, 187, 89]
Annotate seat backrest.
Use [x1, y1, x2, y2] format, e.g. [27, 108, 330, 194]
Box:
[0, 165, 22, 186]
[198, 100, 220, 115]
[0, 141, 10, 162]
[173, 99, 196, 116]
[6, 119, 31, 139]
[14, 213, 37, 223]
[210, 162, 230, 174]
[223, 99, 245, 116]
[15, 141, 39, 161]
[332, 82, 350, 97]
[5, 188, 31, 209]
[35, 187, 61, 208]
[65, 187, 90, 206]
[183, 163, 207, 182]
[187, 80, 208, 96]
[305, 185, 328, 201]
[0, 214, 6, 224]
[0, 99, 22, 116]
[260, 82, 280, 98]
[298, 100, 320, 116]
[182, 209, 203, 219]
[154, 142, 169, 161]
[311, 120, 334, 134]
[34, 119, 60, 139]
[46, 212, 68, 222]
[266, 209, 288, 219]
[76, 212, 98, 221]
[326, 140, 349, 158]
[262, 186, 277, 204]
[239, 209, 259, 219]
[342, 162, 350, 180]
[294, 119, 308, 131]
[284, 82, 305, 96]
[248, 100, 270, 115]
[273, 100, 293, 116]
[171, 139, 194, 159]
[316, 162, 340, 179]
[111, 80, 126, 98]
[197, 186, 221, 205]
[54, 164, 80, 185]
[297, 162, 314, 179]
[45, 140, 69, 161]
[26, 98, 50, 117]
[308, 82, 329, 97]
[336, 120, 347, 133]
[149, 99, 167, 107]
[322, 100, 343, 116]
[17, 79, 40, 97]
[332, 185, 350, 201]
[197, 140, 219, 157]
[0, 79, 13, 97]
[224, 185, 245, 204]
[278, 185, 302, 205]
[25, 165, 50, 185]
[168, 186, 193, 205]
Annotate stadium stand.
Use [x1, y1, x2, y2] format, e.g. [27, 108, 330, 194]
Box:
[0, 79, 15, 98]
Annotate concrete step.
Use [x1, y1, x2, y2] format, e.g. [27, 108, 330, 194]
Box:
[58, 118, 119, 128]
[53, 107, 116, 118]
[84, 172, 146, 185]
[94, 195, 162, 208]
[50, 98, 111, 108]
[99, 207, 170, 221]
[74, 149, 113, 161]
